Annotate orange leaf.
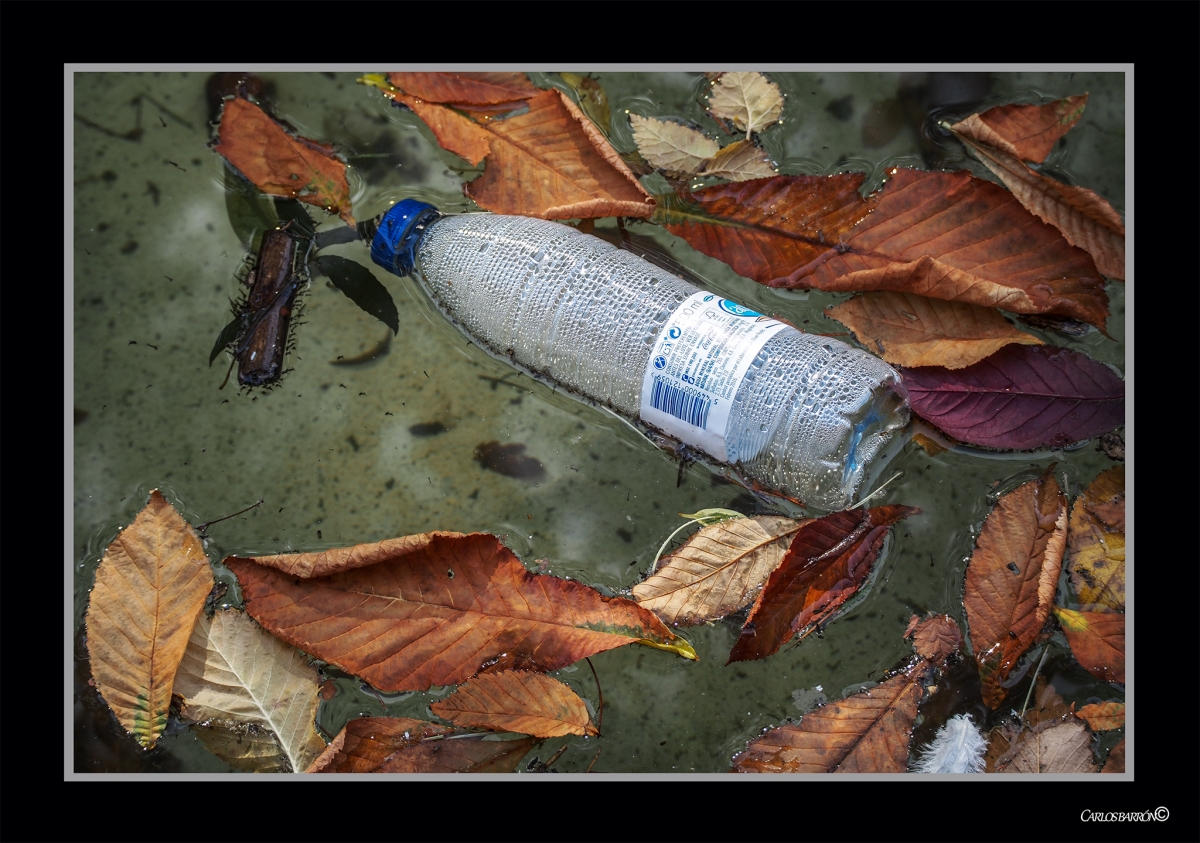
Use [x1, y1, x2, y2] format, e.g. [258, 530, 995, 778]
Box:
[951, 131, 1125, 280]
[213, 98, 354, 225]
[380, 91, 490, 166]
[387, 72, 539, 106]
[1053, 606, 1125, 684]
[731, 663, 926, 772]
[85, 490, 213, 748]
[307, 717, 536, 773]
[224, 532, 695, 693]
[964, 470, 1067, 708]
[1067, 466, 1125, 610]
[430, 670, 598, 738]
[661, 170, 1108, 329]
[466, 89, 655, 220]
[949, 94, 1088, 164]
[1076, 701, 1124, 732]
[826, 291, 1043, 369]
[727, 506, 918, 663]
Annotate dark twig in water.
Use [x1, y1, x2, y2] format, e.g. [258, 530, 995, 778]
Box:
[586, 747, 602, 773]
[197, 498, 263, 534]
[331, 330, 391, 365]
[585, 656, 604, 733]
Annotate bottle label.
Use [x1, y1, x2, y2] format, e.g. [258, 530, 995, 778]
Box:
[640, 291, 788, 462]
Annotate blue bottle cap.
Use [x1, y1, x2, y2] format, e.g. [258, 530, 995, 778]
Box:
[370, 199, 441, 277]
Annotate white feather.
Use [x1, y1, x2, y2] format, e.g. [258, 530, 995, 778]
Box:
[911, 714, 987, 773]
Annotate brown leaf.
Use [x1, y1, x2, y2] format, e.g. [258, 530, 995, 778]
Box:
[732, 663, 926, 772]
[908, 614, 962, 664]
[632, 516, 809, 626]
[558, 73, 611, 137]
[995, 719, 1097, 773]
[629, 113, 718, 177]
[225, 532, 695, 693]
[387, 71, 539, 106]
[949, 94, 1088, 164]
[430, 670, 598, 738]
[382, 91, 490, 166]
[728, 506, 919, 663]
[85, 490, 213, 747]
[1101, 738, 1125, 773]
[826, 291, 1043, 369]
[707, 72, 784, 134]
[964, 470, 1067, 708]
[1076, 701, 1124, 732]
[1067, 466, 1125, 610]
[952, 132, 1125, 280]
[191, 720, 294, 774]
[660, 170, 1108, 329]
[307, 716, 537, 773]
[699, 139, 777, 181]
[466, 89, 655, 220]
[214, 97, 354, 225]
[1053, 607, 1125, 684]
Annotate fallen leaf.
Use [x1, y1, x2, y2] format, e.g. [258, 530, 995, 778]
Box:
[727, 506, 919, 664]
[1076, 701, 1124, 732]
[385, 91, 491, 166]
[732, 662, 927, 772]
[1101, 738, 1125, 773]
[949, 94, 1088, 164]
[995, 719, 1097, 773]
[632, 515, 809, 626]
[983, 676, 1073, 770]
[1067, 466, 1125, 610]
[699, 139, 777, 181]
[85, 490, 213, 747]
[707, 72, 784, 134]
[952, 132, 1125, 280]
[173, 609, 326, 773]
[1053, 606, 1125, 684]
[190, 720, 295, 774]
[908, 614, 962, 664]
[214, 97, 354, 225]
[900, 344, 1125, 450]
[826, 291, 1043, 369]
[430, 670, 598, 738]
[629, 114, 719, 177]
[467, 89, 655, 219]
[558, 73, 612, 137]
[660, 170, 1109, 329]
[387, 71, 539, 107]
[225, 532, 696, 693]
[964, 470, 1067, 708]
[308, 716, 537, 773]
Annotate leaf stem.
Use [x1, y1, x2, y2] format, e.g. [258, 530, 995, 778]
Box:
[1018, 645, 1051, 722]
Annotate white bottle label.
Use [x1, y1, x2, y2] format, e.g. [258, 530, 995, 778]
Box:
[640, 291, 788, 462]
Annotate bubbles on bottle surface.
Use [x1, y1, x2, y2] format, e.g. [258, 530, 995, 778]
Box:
[411, 213, 908, 510]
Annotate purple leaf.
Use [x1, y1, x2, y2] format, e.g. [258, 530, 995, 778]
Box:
[900, 344, 1124, 449]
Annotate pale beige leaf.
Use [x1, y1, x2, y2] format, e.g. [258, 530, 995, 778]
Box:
[629, 114, 719, 177]
[85, 490, 213, 748]
[174, 609, 326, 773]
[632, 516, 807, 626]
[708, 72, 784, 134]
[996, 720, 1097, 773]
[700, 139, 777, 181]
[191, 720, 295, 774]
[826, 291, 1043, 369]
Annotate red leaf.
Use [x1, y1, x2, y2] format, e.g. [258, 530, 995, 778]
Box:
[387, 72, 540, 106]
[661, 170, 1108, 328]
[727, 506, 918, 663]
[900, 344, 1124, 450]
[949, 94, 1088, 164]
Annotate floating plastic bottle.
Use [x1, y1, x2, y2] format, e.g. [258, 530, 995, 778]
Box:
[371, 200, 910, 510]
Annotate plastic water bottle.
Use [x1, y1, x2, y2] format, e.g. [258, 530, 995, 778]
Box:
[370, 200, 909, 510]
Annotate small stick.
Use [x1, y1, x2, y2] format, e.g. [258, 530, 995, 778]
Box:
[543, 745, 569, 769]
[1018, 645, 1051, 723]
[585, 657, 604, 733]
[586, 747, 602, 773]
[197, 498, 263, 533]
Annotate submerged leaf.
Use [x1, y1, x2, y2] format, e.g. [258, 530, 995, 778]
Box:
[949, 94, 1088, 164]
[430, 670, 598, 738]
[85, 490, 213, 748]
[387, 71, 540, 107]
[633, 516, 808, 626]
[964, 470, 1067, 708]
[1067, 466, 1125, 610]
[173, 609, 326, 773]
[225, 532, 695, 693]
[728, 506, 918, 663]
[214, 97, 354, 225]
[629, 113, 719, 177]
[900, 344, 1125, 450]
[308, 716, 535, 773]
[707, 72, 784, 134]
[826, 291, 1042, 369]
[1053, 606, 1125, 684]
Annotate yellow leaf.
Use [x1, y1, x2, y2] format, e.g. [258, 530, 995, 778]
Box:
[1067, 466, 1125, 610]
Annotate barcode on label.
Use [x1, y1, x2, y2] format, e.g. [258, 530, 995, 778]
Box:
[651, 376, 712, 430]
